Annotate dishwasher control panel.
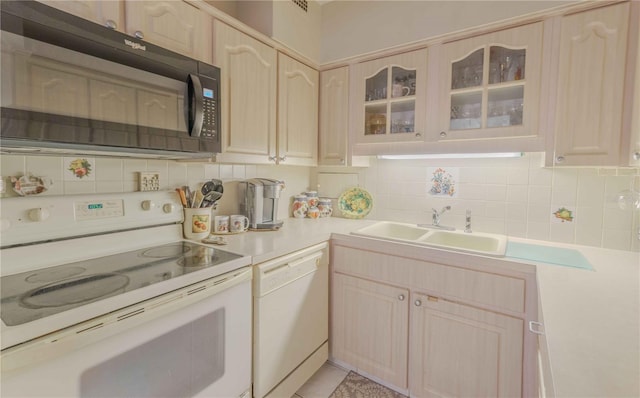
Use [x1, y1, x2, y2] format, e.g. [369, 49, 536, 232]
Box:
[253, 243, 328, 297]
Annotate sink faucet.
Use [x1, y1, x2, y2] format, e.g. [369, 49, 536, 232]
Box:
[465, 209, 472, 233]
[432, 206, 450, 226]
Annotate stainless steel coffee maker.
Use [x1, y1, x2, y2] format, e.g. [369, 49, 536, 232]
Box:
[239, 178, 285, 230]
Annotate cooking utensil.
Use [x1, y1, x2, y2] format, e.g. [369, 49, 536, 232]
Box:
[176, 188, 188, 207]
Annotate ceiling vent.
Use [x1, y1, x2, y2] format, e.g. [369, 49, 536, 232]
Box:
[292, 0, 308, 12]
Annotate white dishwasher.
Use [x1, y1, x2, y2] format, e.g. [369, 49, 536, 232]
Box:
[253, 242, 329, 398]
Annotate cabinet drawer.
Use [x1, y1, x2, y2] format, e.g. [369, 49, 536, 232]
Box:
[333, 246, 525, 314]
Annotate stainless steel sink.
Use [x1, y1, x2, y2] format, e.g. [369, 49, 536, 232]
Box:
[352, 222, 507, 257]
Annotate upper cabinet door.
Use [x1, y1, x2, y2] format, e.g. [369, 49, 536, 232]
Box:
[437, 23, 543, 144]
[124, 1, 212, 62]
[277, 53, 319, 166]
[319, 67, 349, 166]
[37, 0, 122, 31]
[551, 3, 630, 166]
[350, 49, 428, 145]
[213, 21, 277, 164]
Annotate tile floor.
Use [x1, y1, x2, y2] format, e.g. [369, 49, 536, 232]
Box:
[293, 362, 349, 398]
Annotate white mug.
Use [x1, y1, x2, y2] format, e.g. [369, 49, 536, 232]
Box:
[214, 215, 230, 233]
[392, 84, 411, 97]
[183, 208, 212, 240]
[230, 215, 250, 233]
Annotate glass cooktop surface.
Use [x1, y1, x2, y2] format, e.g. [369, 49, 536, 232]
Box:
[0, 242, 242, 326]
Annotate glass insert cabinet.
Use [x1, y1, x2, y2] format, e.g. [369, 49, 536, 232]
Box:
[350, 49, 428, 144]
[436, 22, 543, 142]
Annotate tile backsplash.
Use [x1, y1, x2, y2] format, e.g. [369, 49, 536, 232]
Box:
[2, 152, 639, 252]
[0, 154, 312, 223]
[316, 152, 640, 252]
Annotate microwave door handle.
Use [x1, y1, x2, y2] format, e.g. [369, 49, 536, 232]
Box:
[187, 74, 204, 137]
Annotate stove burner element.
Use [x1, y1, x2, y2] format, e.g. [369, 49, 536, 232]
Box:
[140, 243, 192, 258]
[25, 266, 86, 283]
[21, 273, 130, 308]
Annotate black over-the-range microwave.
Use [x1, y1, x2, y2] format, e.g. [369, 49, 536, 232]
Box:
[0, 1, 221, 159]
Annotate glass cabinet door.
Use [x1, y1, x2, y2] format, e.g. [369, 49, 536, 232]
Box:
[364, 66, 416, 137]
[439, 22, 543, 144]
[352, 49, 427, 145]
[449, 46, 525, 131]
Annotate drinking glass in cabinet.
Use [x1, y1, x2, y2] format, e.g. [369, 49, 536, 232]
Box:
[365, 69, 388, 101]
[366, 112, 386, 135]
[390, 101, 415, 133]
[487, 86, 524, 127]
[450, 92, 482, 130]
[451, 49, 484, 90]
[489, 47, 525, 84]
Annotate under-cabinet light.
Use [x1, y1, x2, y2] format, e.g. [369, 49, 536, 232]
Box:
[377, 152, 524, 160]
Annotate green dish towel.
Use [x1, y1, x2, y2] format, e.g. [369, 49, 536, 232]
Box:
[506, 242, 594, 271]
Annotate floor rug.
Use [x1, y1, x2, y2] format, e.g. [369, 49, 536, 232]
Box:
[329, 371, 407, 398]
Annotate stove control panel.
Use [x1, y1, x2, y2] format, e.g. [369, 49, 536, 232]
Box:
[75, 200, 124, 221]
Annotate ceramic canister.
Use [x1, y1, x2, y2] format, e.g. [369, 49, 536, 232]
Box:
[304, 191, 319, 208]
[292, 195, 308, 218]
[306, 206, 320, 219]
[318, 198, 333, 218]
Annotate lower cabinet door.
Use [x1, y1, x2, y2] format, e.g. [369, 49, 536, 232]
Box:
[409, 293, 523, 398]
[332, 273, 409, 389]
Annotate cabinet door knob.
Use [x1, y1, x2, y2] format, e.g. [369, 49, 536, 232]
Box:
[439, 131, 447, 138]
[134, 30, 144, 40]
[105, 20, 117, 30]
[415, 132, 422, 138]
[634, 152, 640, 161]
[279, 156, 286, 162]
[268, 156, 277, 162]
[339, 158, 345, 165]
[398, 294, 405, 301]
[556, 155, 565, 164]
[414, 299, 422, 307]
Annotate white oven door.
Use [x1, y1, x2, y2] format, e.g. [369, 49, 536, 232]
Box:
[1, 268, 252, 398]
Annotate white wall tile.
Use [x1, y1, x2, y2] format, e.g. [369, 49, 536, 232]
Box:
[485, 185, 507, 202]
[95, 158, 123, 181]
[602, 228, 632, 251]
[528, 186, 552, 204]
[96, 180, 124, 193]
[527, 221, 550, 240]
[123, 159, 146, 181]
[507, 185, 528, 203]
[1, 155, 26, 177]
[187, 164, 206, 184]
[232, 165, 246, 179]
[529, 166, 553, 186]
[507, 168, 529, 185]
[168, 162, 187, 188]
[485, 168, 508, 184]
[64, 181, 96, 195]
[577, 172, 606, 206]
[551, 186, 577, 205]
[219, 164, 233, 180]
[549, 221, 575, 244]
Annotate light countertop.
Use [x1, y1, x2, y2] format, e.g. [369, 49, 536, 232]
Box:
[216, 217, 639, 398]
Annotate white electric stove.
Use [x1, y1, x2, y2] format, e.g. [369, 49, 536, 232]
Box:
[0, 191, 252, 398]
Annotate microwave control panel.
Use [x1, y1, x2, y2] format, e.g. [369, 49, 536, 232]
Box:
[198, 75, 219, 140]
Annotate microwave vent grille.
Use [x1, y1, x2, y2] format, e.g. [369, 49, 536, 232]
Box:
[292, 0, 308, 12]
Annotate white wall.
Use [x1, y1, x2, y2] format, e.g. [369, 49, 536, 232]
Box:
[320, 1, 574, 63]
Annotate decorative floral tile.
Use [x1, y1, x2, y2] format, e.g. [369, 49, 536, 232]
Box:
[428, 167, 459, 197]
[64, 157, 95, 181]
[552, 206, 575, 223]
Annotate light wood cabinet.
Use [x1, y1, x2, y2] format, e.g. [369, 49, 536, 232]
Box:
[124, 1, 212, 62]
[350, 49, 428, 146]
[331, 242, 534, 397]
[37, 0, 121, 30]
[434, 22, 543, 149]
[319, 67, 349, 166]
[213, 20, 278, 164]
[550, 3, 631, 166]
[332, 273, 409, 389]
[409, 293, 523, 398]
[213, 22, 319, 165]
[277, 53, 319, 166]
